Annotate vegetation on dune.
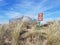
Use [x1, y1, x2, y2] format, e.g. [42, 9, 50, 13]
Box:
[0, 16, 60, 45]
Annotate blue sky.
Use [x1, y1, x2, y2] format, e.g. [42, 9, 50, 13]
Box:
[0, 0, 60, 24]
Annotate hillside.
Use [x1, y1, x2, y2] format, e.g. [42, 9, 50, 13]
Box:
[0, 16, 60, 45]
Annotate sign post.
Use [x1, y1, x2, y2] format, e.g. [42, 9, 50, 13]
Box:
[38, 13, 43, 30]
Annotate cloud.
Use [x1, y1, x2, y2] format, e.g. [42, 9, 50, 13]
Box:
[5, 10, 36, 19]
[0, 20, 9, 24]
[10, 0, 34, 10]
[9, 0, 59, 14]
[41, 17, 60, 24]
[24, 14, 35, 19]
[0, 15, 9, 24]
[44, 11, 60, 17]
[0, 0, 60, 24]
[0, 15, 4, 18]
[5, 11, 23, 19]
[32, 0, 60, 12]
[9, 0, 48, 15]
[0, 0, 8, 7]
[8, 0, 60, 22]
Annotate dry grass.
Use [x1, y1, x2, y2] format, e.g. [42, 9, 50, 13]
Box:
[0, 20, 60, 45]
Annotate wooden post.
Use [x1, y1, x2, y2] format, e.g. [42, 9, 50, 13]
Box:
[38, 21, 40, 30]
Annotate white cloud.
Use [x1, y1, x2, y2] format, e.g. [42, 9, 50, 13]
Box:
[10, 0, 48, 14]
[0, 20, 9, 24]
[9, 0, 53, 14]
[44, 11, 60, 17]
[0, 15, 9, 24]
[5, 11, 23, 19]
[6, 0, 60, 20]
[6, 10, 36, 19]
[0, 0, 8, 6]
[2, 0, 60, 24]
[0, 15, 4, 18]
[0, 0, 60, 24]
[32, 0, 59, 12]
[41, 17, 60, 24]
[24, 14, 34, 19]
[12, 1, 34, 10]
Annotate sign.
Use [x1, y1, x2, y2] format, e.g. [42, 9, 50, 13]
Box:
[38, 13, 43, 21]
[38, 13, 43, 30]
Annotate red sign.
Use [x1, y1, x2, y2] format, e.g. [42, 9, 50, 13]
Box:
[38, 13, 43, 21]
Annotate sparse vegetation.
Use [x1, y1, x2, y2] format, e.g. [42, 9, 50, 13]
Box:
[0, 17, 60, 45]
